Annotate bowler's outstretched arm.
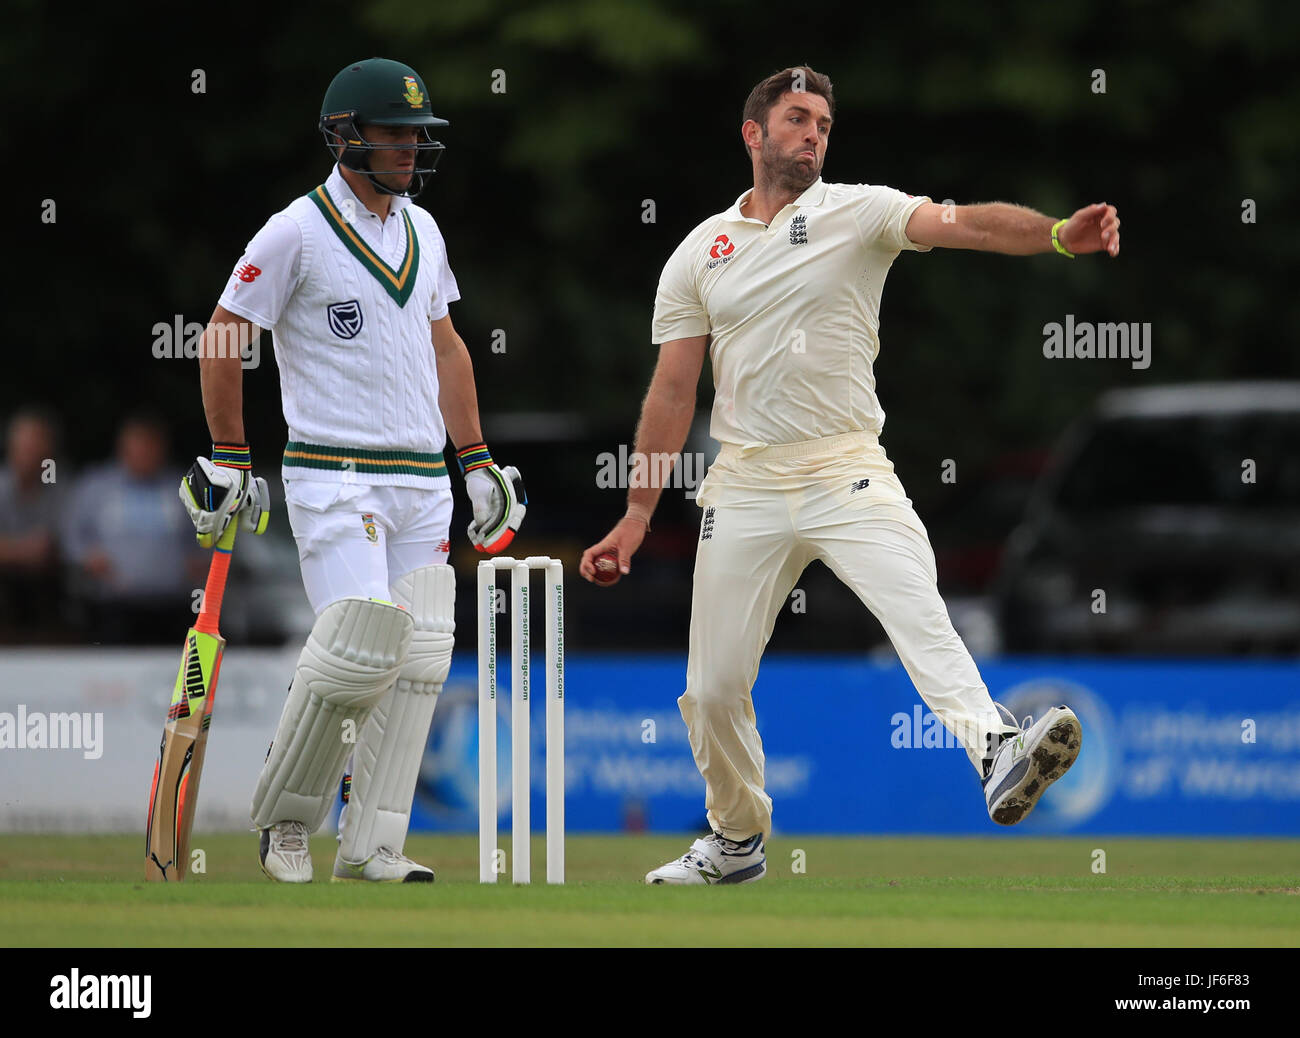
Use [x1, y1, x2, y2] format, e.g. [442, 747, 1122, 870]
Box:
[905, 200, 1120, 256]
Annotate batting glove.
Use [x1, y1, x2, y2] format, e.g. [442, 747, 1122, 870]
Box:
[180, 443, 270, 548]
[457, 443, 527, 554]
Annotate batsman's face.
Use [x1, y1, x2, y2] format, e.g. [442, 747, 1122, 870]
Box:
[751, 91, 831, 191]
[362, 123, 420, 191]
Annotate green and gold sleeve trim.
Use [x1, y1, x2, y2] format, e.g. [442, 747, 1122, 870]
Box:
[308, 186, 421, 306]
[284, 442, 447, 478]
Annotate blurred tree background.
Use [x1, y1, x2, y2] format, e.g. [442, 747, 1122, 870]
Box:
[4, 0, 1297, 647]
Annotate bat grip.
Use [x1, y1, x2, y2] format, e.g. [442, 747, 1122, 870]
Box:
[193, 521, 238, 636]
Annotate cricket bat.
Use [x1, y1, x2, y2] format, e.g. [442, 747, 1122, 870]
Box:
[145, 517, 239, 881]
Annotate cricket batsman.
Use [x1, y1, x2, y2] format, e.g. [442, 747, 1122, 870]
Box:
[181, 58, 525, 882]
[581, 66, 1117, 884]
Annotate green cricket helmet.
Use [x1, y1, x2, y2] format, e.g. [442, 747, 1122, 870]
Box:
[319, 58, 448, 198]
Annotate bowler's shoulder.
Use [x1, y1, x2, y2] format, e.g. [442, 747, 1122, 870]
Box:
[820, 182, 917, 206]
[665, 208, 733, 266]
[684, 206, 733, 242]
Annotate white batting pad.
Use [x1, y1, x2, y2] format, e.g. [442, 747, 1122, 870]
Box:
[338, 564, 455, 862]
[251, 596, 413, 832]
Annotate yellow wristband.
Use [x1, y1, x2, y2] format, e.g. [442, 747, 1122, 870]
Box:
[1051, 218, 1075, 259]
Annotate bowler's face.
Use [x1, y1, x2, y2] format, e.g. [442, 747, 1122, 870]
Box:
[758, 91, 832, 187]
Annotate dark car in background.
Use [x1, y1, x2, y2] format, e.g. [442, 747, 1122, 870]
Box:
[995, 382, 1300, 654]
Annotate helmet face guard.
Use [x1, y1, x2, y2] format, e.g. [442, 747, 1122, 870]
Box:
[319, 59, 449, 199]
[320, 112, 446, 198]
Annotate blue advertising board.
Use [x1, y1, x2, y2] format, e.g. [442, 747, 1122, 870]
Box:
[411, 655, 1300, 835]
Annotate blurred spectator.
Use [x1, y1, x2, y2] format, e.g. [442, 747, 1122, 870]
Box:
[63, 412, 205, 644]
[0, 408, 65, 641]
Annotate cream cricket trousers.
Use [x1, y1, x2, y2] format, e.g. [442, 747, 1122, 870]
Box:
[681, 431, 1013, 841]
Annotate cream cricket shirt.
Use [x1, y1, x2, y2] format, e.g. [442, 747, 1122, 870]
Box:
[651, 179, 931, 448]
[219, 166, 460, 489]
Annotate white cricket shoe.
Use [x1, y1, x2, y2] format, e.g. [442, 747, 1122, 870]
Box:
[259, 821, 313, 883]
[331, 846, 435, 883]
[645, 832, 766, 885]
[983, 705, 1082, 825]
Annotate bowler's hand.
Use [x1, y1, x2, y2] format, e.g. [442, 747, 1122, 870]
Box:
[1060, 202, 1121, 257]
[580, 518, 646, 583]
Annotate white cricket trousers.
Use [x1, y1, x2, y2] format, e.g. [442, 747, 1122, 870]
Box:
[282, 478, 453, 613]
[681, 431, 1012, 841]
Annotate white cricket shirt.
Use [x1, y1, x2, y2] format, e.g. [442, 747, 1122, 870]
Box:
[219, 166, 460, 488]
[651, 179, 930, 448]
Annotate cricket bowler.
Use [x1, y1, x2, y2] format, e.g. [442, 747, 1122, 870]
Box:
[181, 58, 525, 882]
[581, 66, 1117, 884]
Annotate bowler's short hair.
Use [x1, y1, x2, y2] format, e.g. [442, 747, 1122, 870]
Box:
[742, 65, 835, 151]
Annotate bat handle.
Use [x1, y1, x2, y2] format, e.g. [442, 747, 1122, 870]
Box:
[193, 521, 238, 636]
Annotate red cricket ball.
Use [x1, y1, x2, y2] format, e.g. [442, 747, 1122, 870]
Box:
[593, 549, 621, 587]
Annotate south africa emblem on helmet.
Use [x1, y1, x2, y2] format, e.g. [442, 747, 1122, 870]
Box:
[361, 513, 378, 543]
[327, 300, 363, 339]
[402, 75, 424, 107]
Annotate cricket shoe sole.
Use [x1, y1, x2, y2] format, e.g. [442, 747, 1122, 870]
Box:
[984, 707, 1082, 826]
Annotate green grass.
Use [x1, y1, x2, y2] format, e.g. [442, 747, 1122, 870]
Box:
[2, 835, 1298, 946]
